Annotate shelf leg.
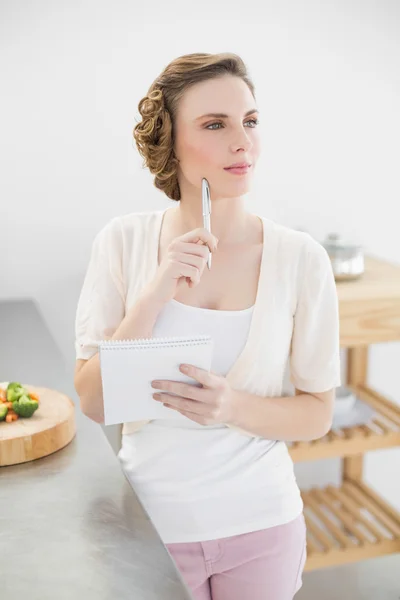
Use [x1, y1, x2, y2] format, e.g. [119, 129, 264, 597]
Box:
[346, 345, 368, 386]
[342, 346, 369, 483]
[343, 455, 363, 481]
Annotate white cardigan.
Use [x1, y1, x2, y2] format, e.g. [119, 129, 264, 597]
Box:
[75, 208, 341, 437]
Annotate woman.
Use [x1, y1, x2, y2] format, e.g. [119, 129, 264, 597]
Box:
[74, 52, 341, 600]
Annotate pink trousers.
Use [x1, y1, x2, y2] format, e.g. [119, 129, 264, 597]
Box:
[165, 513, 307, 600]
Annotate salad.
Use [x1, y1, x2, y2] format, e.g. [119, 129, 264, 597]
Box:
[0, 381, 40, 423]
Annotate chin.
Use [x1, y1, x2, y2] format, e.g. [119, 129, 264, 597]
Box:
[225, 179, 253, 195]
[206, 173, 253, 199]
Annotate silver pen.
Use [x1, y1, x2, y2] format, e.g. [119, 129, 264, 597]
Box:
[202, 178, 212, 270]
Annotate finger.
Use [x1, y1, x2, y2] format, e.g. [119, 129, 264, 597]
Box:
[179, 229, 218, 253]
[157, 394, 207, 415]
[164, 404, 210, 426]
[179, 364, 220, 388]
[154, 380, 208, 401]
[176, 241, 213, 257]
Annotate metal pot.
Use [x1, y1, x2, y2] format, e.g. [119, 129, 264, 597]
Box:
[321, 233, 364, 281]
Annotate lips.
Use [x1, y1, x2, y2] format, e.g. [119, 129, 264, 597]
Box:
[224, 162, 251, 169]
[224, 164, 252, 175]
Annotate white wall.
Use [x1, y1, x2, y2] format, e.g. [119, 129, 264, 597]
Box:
[1, 1, 399, 508]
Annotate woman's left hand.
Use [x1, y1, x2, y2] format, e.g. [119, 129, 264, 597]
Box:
[151, 364, 238, 426]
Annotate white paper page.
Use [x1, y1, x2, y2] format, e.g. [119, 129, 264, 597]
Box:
[99, 336, 214, 426]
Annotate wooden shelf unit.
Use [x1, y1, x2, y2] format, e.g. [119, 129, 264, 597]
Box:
[289, 384, 400, 463]
[289, 255, 400, 571]
[302, 480, 400, 571]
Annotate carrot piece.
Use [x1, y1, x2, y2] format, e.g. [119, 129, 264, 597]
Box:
[5, 414, 13, 423]
[29, 392, 40, 402]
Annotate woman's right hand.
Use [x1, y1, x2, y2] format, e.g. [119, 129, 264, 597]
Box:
[147, 228, 219, 305]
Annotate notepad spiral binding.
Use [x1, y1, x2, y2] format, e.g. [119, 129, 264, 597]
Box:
[99, 334, 212, 350]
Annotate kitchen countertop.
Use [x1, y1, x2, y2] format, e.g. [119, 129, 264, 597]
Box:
[0, 299, 193, 600]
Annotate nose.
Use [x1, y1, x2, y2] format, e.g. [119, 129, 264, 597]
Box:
[229, 126, 253, 153]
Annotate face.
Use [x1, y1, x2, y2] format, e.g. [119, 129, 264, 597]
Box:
[173, 75, 261, 199]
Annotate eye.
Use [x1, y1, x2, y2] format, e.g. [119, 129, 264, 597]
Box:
[206, 122, 223, 130]
[246, 118, 259, 128]
[205, 118, 259, 130]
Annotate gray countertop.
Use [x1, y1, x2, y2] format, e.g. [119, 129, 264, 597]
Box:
[0, 299, 193, 600]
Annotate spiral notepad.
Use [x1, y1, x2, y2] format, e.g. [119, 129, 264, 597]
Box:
[99, 334, 214, 426]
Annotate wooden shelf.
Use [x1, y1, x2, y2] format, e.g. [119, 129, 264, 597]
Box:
[337, 256, 400, 348]
[289, 384, 400, 463]
[303, 480, 400, 571]
[295, 257, 400, 571]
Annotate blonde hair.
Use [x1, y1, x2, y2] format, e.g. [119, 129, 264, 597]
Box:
[133, 52, 256, 201]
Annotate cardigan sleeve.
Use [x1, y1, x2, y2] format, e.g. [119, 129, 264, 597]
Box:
[289, 236, 342, 393]
[75, 218, 126, 360]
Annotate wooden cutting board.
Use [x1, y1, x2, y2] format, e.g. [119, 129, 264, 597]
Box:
[0, 383, 76, 467]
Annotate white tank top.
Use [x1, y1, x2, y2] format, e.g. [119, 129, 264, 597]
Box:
[117, 298, 303, 544]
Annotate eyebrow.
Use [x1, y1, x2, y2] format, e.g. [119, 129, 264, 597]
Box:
[195, 108, 259, 121]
